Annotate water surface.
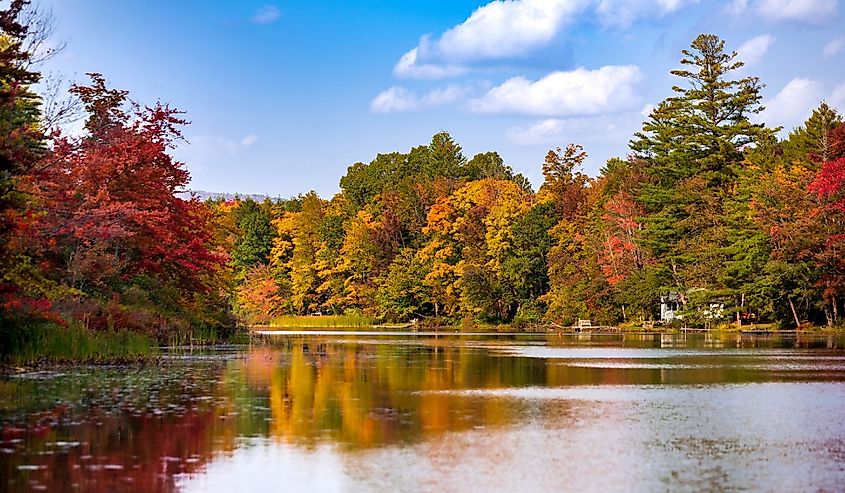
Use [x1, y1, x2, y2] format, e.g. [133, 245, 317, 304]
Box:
[2, 333, 844, 492]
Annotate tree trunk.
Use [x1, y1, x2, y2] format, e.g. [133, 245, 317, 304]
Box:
[621, 304, 627, 322]
[789, 298, 801, 329]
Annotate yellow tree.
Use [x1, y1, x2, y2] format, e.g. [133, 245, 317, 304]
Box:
[420, 179, 532, 320]
[270, 192, 326, 314]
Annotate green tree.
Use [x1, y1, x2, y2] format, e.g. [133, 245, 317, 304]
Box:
[782, 102, 842, 167]
[375, 248, 432, 322]
[232, 198, 275, 274]
[631, 33, 774, 316]
[0, 0, 47, 324]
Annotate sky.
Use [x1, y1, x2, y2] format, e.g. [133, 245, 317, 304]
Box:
[38, 0, 845, 198]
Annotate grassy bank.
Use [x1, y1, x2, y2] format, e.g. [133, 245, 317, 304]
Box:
[267, 314, 374, 328]
[1, 321, 158, 366]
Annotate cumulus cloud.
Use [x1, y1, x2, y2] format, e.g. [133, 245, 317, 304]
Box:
[432, 0, 587, 62]
[370, 85, 470, 114]
[394, 0, 691, 79]
[737, 34, 774, 65]
[395, 0, 589, 79]
[761, 78, 825, 128]
[756, 0, 838, 25]
[469, 65, 644, 116]
[823, 37, 845, 57]
[251, 5, 280, 24]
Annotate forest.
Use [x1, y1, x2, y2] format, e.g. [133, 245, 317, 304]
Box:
[2, 0, 845, 359]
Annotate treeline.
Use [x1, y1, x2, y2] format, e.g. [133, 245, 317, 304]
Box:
[223, 35, 845, 329]
[1, 0, 844, 345]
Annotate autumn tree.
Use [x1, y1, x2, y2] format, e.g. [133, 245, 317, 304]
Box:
[538, 145, 595, 323]
[29, 74, 229, 335]
[809, 151, 845, 324]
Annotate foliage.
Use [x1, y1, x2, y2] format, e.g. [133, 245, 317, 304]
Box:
[3, 24, 845, 352]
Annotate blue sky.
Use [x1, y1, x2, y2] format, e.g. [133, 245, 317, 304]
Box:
[40, 0, 845, 197]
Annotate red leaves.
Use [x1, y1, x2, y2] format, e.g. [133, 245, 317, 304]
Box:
[29, 76, 226, 301]
[810, 157, 845, 212]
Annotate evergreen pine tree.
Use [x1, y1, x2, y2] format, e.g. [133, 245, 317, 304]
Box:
[631, 34, 774, 314]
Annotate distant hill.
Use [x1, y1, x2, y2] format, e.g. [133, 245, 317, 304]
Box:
[177, 190, 277, 202]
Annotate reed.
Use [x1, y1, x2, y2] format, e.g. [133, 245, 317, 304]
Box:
[0, 321, 158, 365]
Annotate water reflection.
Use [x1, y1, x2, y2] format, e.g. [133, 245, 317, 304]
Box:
[1, 333, 844, 492]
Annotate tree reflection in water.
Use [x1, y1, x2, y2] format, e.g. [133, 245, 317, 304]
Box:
[2, 333, 844, 491]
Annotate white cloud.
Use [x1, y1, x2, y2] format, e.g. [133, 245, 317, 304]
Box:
[393, 0, 709, 78]
[434, 0, 587, 61]
[507, 119, 568, 144]
[395, 0, 590, 79]
[370, 85, 470, 114]
[756, 0, 838, 25]
[831, 83, 845, 110]
[371, 87, 417, 113]
[469, 65, 644, 116]
[251, 5, 280, 24]
[241, 134, 259, 147]
[823, 37, 845, 57]
[393, 48, 468, 79]
[737, 34, 774, 65]
[761, 78, 825, 128]
[507, 116, 634, 145]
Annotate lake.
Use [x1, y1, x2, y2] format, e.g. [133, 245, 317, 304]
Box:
[2, 332, 845, 492]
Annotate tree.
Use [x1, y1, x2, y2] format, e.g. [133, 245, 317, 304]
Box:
[0, 0, 47, 322]
[375, 248, 432, 322]
[425, 131, 465, 179]
[538, 144, 596, 323]
[500, 202, 556, 322]
[231, 198, 275, 274]
[29, 75, 228, 334]
[273, 192, 325, 314]
[783, 102, 842, 167]
[809, 155, 845, 324]
[420, 178, 531, 321]
[631, 34, 773, 315]
[538, 144, 590, 220]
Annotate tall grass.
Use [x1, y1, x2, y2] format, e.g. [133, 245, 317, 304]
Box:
[0, 321, 158, 365]
[267, 314, 374, 328]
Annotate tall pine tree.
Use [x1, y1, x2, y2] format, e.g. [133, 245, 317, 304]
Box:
[631, 34, 774, 316]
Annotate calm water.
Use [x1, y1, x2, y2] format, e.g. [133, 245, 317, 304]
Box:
[2, 333, 845, 492]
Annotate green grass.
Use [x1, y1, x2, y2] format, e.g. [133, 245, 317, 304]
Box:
[267, 314, 375, 328]
[0, 321, 158, 365]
